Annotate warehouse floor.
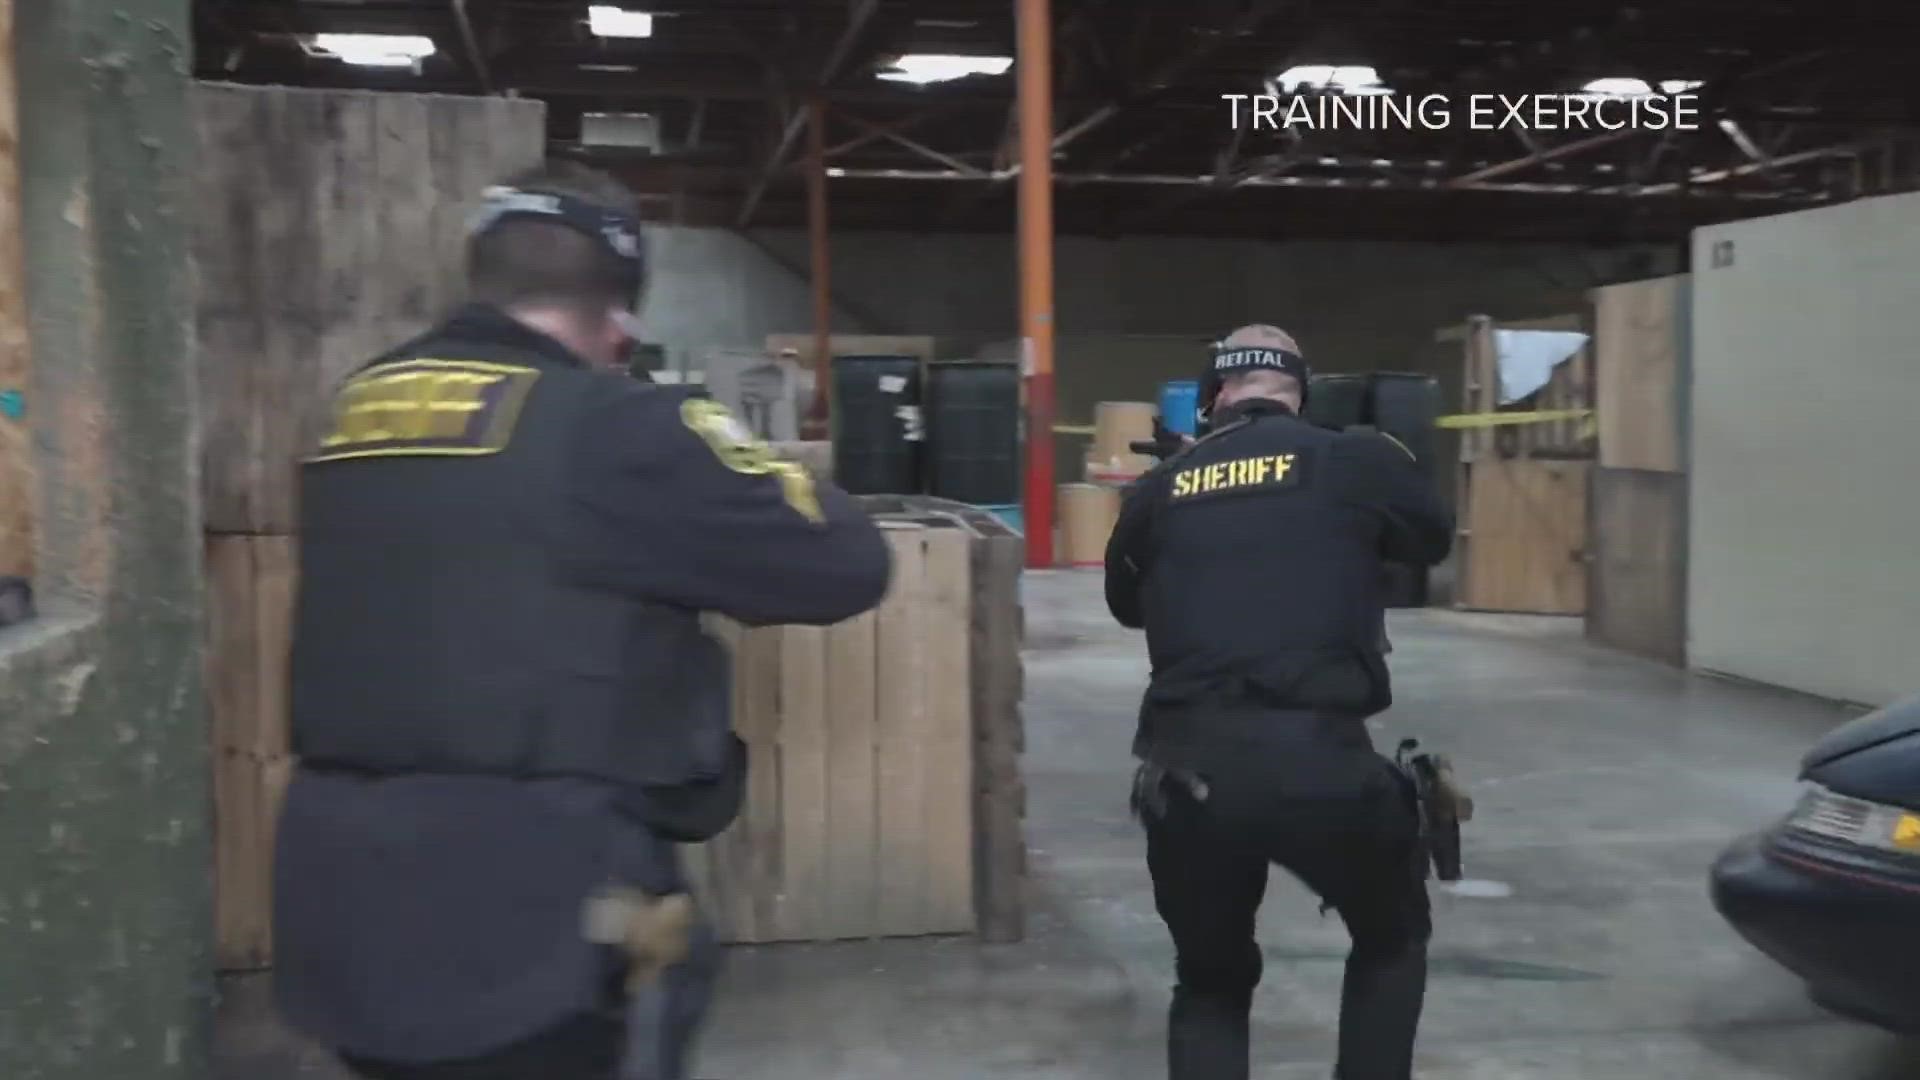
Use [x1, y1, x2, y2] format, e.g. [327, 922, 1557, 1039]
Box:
[213, 571, 1920, 1080]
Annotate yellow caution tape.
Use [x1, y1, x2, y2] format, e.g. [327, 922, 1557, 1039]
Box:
[1055, 408, 1595, 437]
[1435, 408, 1593, 430]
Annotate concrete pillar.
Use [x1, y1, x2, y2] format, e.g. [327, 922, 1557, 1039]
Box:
[0, 0, 209, 1076]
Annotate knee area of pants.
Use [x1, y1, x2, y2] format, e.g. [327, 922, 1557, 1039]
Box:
[1176, 949, 1263, 995]
[1352, 921, 1430, 961]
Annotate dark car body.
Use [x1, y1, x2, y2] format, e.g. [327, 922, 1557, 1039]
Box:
[1711, 693, 1920, 1033]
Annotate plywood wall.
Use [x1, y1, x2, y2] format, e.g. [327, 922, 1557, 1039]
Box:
[1457, 459, 1589, 616]
[206, 535, 297, 971]
[0, 0, 29, 582]
[1593, 275, 1689, 473]
[1586, 275, 1690, 664]
[1688, 192, 1920, 707]
[193, 83, 546, 534]
[1587, 469, 1687, 665]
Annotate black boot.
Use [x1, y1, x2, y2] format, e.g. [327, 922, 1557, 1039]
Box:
[1167, 986, 1252, 1080]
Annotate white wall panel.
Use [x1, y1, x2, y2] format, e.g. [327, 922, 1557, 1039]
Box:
[1688, 191, 1920, 706]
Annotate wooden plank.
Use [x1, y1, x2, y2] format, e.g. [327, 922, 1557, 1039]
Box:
[874, 525, 930, 935]
[735, 625, 785, 942]
[1587, 468, 1687, 665]
[0, 0, 32, 581]
[921, 526, 977, 933]
[773, 625, 830, 941]
[970, 531, 1027, 942]
[1594, 275, 1688, 473]
[192, 85, 546, 533]
[823, 606, 880, 939]
[1458, 459, 1589, 615]
[207, 535, 298, 971]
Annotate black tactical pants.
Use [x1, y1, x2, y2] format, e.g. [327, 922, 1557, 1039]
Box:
[338, 922, 719, 1080]
[1137, 731, 1430, 1080]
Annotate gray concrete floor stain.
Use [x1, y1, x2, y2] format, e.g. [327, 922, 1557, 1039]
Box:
[213, 571, 1920, 1079]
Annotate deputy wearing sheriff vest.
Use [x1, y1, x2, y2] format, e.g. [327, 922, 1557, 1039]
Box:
[272, 163, 893, 1080]
[1104, 324, 1453, 1080]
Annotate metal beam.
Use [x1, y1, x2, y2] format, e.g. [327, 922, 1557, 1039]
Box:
[1716, 118, 1791, 186]
[1632, 140, 1875, 194]
[449, 0, 493, 94]
[1447, 129, 1643, 186]
[737, 0, 880, 228]
[826, 111, 939, 158]
[999, 0, 1287, 182]
[841, 113, 987, 177]
[819, 165, 1813, 203]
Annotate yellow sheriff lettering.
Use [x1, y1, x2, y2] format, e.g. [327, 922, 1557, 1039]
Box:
[1170, 453, 1298, 499]
[311, 359, 536, 461]
[322, 370, 492, 447]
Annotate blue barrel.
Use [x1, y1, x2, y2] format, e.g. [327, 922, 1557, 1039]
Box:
[1159, 379, 1200, 436]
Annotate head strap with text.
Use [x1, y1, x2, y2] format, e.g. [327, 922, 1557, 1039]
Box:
[1207, 343, 1310, 384]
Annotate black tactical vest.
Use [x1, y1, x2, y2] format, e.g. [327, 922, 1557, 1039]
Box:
[288, 324, 733, 793]
[1134, 402, 1393, 722]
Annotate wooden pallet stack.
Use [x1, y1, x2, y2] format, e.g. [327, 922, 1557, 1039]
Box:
[1448, 314, 1595, 615]
[195, 83, 545, 971]
[689, 497, 1027, 944]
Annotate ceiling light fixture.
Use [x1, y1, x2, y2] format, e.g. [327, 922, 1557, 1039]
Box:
[1269, 65, 1391, 95]
[588, 6, 654, 39]
[1580, 77, 1702, 98]
[878, 54, 1014, 85]
[310, 33, 436, 68]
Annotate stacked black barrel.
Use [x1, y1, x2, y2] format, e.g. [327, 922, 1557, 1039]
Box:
[830, 356, 1023, 521]
[1308, 372, 1445, 608]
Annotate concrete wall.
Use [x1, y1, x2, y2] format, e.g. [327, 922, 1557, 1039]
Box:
[0, 2, 211, 1078]
[640, 225, 1680, 504]
[1688, 191, 1920, 708]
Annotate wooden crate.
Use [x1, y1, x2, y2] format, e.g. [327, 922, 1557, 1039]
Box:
[691, 520, 980, 943]
[862, 497, 1028, 944]
[192, 84, 546, 534]
[206, 534, 298, 971]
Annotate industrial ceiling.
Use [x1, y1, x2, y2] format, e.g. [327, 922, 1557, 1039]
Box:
[193, 1, 1920, 243]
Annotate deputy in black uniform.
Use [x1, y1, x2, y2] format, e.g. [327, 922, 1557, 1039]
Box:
[272, 163, 892, 1080]
[1105, 324, 1452, 1080]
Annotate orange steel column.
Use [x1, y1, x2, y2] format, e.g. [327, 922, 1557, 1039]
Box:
[804, 95, 832, 440]
[1015, 0, 1056, 568]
